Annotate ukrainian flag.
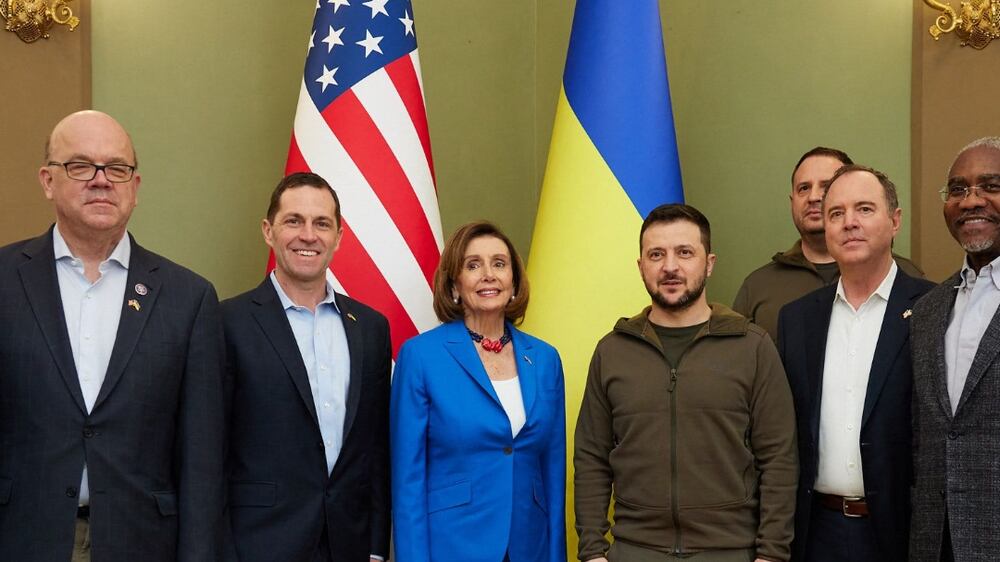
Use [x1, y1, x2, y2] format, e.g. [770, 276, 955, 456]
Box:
[521, 1, 683, 557]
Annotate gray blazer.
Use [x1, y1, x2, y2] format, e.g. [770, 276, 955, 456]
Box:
[910, 272, 1000, 562]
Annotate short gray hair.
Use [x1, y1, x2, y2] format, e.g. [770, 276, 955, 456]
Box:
[958, 136, 1000, 157]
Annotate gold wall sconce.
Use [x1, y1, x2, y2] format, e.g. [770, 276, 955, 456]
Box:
[1, 0, 79, 43]
[924, 0, 1000, 49]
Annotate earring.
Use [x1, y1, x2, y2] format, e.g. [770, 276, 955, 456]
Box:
[452, 295, 459, 304]
[510, 293, 516, 302]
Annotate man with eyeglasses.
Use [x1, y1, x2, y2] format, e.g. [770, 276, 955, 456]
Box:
[0, 110, 226, 561]
[909, 137, 1000, 562]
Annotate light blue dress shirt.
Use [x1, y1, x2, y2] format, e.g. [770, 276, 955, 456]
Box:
[53, 225, 130, 506]
[270, 271, 351, 475]
[945, 255, 1000, 413]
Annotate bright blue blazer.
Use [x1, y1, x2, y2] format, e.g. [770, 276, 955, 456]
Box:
[390, 320, 567, 562]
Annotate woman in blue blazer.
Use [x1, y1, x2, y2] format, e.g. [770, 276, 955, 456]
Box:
[391, 221, 566, 562]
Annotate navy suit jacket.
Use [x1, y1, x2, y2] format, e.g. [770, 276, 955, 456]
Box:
[222, 278, 391, 562]
[777, 269, 933, 562]
[390, 320, 567, 562]
[0, 229, 227, 561]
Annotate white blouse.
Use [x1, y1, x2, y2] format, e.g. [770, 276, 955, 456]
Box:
[490, 376, 526, 438]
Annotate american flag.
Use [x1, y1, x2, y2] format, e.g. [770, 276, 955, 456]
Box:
[275, 0, 443, 357]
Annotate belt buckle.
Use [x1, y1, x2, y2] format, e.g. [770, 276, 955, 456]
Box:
[841, 496, 864, 518]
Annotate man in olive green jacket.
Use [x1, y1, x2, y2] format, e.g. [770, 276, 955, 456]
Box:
[733, 147, 922, 342]
[574, 204, 797, 562]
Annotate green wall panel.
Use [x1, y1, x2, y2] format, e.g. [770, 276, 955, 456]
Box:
[93, 0, 912, 307]
[535, 1, 913, 306]
[92, 2, 313, 298]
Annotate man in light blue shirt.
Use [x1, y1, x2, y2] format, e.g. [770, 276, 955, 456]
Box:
[222, 172, 391, 562]
[0, 110, 226, 562]
[270, 268, 351, 475]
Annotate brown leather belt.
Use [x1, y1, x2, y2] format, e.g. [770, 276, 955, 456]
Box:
[816, 492, 869, 517]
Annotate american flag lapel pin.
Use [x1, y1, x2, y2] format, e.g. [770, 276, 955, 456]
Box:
[347, 312, 357, 322]
[903, 309, 912, 319]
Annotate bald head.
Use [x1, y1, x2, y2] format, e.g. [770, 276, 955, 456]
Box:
[45, 110, 138, 168]
[39, 110, 141, 246]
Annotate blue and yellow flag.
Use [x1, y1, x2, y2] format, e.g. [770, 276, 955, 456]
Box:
[521, 1, 683, 556]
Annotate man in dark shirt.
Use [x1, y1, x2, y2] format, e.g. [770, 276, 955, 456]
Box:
[734, 147, 922, 342]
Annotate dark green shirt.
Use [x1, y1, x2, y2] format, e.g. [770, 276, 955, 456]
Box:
[651, 321, 707, 368]
[813, 261, 840, 285]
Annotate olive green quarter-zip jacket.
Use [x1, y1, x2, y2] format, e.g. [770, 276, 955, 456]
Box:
[573, 304, 797, 562]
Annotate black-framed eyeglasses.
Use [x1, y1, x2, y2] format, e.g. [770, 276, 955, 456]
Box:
[47, 161, 136, 183]
[938, 182, 1000, 202]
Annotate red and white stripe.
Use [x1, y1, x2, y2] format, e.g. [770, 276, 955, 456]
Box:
[283, 51, 442, 356]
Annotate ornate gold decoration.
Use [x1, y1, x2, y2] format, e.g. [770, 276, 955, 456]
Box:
[0, 0, 79, 43]
[924, 0, 1000, 49]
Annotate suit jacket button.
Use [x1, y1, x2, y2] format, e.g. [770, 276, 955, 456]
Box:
[948, 430, 959, 440]
[503, 447, 513, 455]
[83, 427, 95, 438]
[66, 487, 78, 498]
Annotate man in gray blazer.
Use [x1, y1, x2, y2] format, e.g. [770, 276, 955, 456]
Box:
[0, 111, 226, 561]
[910, 137, 1000, 562]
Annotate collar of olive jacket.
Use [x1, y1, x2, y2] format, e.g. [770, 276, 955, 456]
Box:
[613, 303, 750, 352]
[771, 239, 818, 272]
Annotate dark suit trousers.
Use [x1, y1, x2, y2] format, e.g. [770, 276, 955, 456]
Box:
[803, 497, 881, 562]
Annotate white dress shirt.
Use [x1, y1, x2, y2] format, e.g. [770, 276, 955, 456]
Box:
[490, 376, 526, 438]
[270, 271, 350, 475]
[944, 255, 1000, 414]
[53, 225, 130, 506]
[814, 263, 897, 497]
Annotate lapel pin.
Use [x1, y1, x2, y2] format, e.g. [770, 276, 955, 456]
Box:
[523, 355, 532, 365]
[346, 312, 357, 322]
[903, 309, 912, 319]
[134, 283, 148, 296]
[128, 299, 141, 311]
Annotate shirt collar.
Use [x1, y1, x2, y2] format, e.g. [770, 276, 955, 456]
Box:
[957, 254, 1000, 290]
[52, 224, 131, 269]
[834, 261, 897, 307]
[269, 270, 341, 313]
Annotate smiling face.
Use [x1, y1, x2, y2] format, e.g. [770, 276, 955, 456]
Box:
[944, 145, 1000, 269]
[263, 185, 342, 287]
[638, 220, 715, 313]
[453, 235, 514, 322]
[39, 111, 140, 241]
[823, 170, 900, 269]
[790, 155, 844, 237]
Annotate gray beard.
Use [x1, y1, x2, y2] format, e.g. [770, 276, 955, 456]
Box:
[964, 238, 996, 253]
